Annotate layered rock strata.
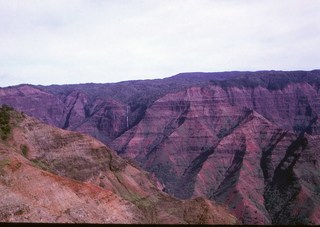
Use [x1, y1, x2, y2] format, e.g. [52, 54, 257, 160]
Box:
[0, 108, 237, 224]
[1, 70, 320, 224]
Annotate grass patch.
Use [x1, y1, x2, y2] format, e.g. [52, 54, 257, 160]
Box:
[0, 159, 10, 167]
[0, 159, 11, 172]
[31, 159, 50, 171]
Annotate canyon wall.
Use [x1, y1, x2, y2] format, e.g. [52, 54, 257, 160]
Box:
[1, 70, 320, 224]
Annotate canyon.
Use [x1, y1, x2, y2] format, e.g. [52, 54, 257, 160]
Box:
[1, 70, 320, 224]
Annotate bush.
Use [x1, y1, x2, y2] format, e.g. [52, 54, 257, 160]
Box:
[21, 144, 28, 157]
[0, 105, 12, 140]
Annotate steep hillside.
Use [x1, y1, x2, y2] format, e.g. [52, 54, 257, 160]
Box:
[0, 106, 237, 224]
[1, 70, 320, 224]
[110, 84, 320, 224]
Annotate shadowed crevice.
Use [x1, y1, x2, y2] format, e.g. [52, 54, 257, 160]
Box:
[63, 92, 80, 129]
[263, 115, 317, 225]
[260, 130, 287, 184]
[210, 140, 246, 202]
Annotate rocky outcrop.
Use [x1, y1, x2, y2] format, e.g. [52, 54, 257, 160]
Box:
[0, 107, 237, 224]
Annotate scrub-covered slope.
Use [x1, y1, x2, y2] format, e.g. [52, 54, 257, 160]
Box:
[0, 106, 237, 224]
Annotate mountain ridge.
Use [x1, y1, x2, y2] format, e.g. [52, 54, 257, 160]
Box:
[1, 70, 320, 224]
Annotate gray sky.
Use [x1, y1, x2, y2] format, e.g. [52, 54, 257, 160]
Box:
[1, 0, 320, 86]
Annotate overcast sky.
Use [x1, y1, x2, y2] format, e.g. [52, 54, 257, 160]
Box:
[1, 0, 319, 86]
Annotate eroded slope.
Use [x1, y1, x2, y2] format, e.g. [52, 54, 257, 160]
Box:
[0, 107, 237, 224]
[111, 84, 320, 224]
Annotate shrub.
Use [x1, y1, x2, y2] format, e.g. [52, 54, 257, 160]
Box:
[21, 144, 28, 157]
[0, 105, 12, 140]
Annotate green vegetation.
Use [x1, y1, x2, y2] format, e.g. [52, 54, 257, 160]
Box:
[0, 159, 10, 168]
[0, 159, 11, 174]
[0, 105, 13, 140]
[31, 159, 50, 171]
[21, 144, 28, 157]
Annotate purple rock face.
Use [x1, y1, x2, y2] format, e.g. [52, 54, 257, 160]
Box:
[1, 70, 320, 224]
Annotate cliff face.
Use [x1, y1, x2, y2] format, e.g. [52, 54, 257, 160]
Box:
[0, 107, 237, 224]
[110, 83, 320, 224]
[1, 70, 320, 224]
[0, 72, 262, 144]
